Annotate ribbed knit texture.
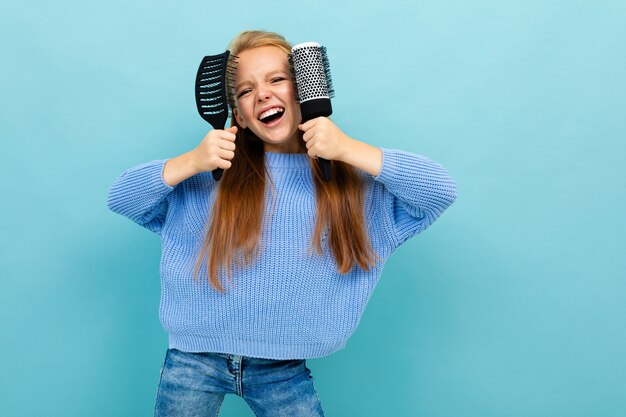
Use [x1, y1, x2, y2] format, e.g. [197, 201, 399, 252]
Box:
[107, 148, 457, 359]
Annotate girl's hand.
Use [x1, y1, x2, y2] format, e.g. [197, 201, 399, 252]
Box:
[299, 117, 352, 161]
[191, 126, 238, 172]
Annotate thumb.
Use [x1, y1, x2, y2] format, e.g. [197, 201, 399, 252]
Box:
[225, 126, 238, 133]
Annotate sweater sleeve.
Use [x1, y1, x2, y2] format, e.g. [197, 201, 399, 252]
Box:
[372, 148, 457, 248]
[106, 159, 175, 235]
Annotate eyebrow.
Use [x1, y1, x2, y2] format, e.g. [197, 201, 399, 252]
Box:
[235, 70, 288, 91]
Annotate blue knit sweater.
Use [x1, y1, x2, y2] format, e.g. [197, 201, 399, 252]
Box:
[107, 148, 457, 360]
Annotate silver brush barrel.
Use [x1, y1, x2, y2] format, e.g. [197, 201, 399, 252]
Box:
[290, 42, 334, 123]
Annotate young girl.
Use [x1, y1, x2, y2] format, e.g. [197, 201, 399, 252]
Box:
[107, 30, 457, 417]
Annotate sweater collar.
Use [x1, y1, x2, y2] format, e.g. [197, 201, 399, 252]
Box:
[264, 152, 310, 169]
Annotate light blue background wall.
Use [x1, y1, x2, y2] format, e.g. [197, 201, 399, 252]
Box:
[2, 0, 624, 416]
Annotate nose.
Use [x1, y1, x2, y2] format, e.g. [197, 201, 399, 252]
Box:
[256, 88, 271, 102]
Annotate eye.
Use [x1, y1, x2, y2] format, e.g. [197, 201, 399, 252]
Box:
[237, 88, 252, 98]
[271, 77, 285, 83]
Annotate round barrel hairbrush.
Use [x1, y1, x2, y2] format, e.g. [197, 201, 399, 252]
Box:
[289, 42, 335, 182]
[194, 51, 237, 181]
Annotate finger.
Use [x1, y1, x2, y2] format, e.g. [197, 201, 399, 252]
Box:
[299, 118, 318, 132]
[218, 148, 235, 160]
[220, 140, 236, 151]
[221, 126, 238, 140]
[216, 159, 232, 169]
[221, 130, 237, 141]
[302, 126, 315, 142]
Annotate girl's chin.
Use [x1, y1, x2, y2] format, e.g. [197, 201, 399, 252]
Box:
[252, 126, 299, 143]
[260, 134, 302, 150]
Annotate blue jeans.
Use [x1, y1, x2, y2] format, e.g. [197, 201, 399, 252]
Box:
[154, 348, 326, 417]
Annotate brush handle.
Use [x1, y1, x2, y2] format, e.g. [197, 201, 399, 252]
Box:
[212, 168, 223, 181]
[211, 125, 225, 181]
[301, 109, 332, 182]
[317, 158, 331, 182]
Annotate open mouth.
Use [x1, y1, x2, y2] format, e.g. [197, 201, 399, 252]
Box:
[258, 107, 285, 125]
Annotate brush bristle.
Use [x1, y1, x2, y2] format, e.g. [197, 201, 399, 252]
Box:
[225, 53, 239, 118]
[289, 43, 335, 103]
[287, 54, 301, 102]
[320, 46, 335, 99]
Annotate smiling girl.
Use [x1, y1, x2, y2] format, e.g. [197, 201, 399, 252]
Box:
[233, 45, 302, 153]
[107, 30, 457, 417]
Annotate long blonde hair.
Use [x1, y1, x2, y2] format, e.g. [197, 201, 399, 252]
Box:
[193, 30, 379, 291]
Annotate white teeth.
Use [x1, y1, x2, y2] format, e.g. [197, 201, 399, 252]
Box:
[258, 107, 284, 121]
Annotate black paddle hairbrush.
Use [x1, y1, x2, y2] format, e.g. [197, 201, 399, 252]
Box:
[194, 51, 237, 181]
[289, 42, 335, 182]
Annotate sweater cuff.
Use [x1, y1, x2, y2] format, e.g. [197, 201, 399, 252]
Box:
[107, 159, 175, 217]
[159, 159, 176, 190]
[128, 158, 175, 195]
[373, 147, 398, 183]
